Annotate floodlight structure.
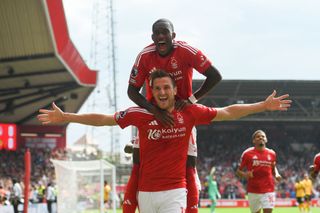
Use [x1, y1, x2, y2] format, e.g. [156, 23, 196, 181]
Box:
[86, 0, 120, 160]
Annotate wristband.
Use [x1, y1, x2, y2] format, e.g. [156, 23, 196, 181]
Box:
[188, 94, 198, 104]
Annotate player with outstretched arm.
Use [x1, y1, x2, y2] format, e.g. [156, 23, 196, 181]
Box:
[38, 70, 291, 213]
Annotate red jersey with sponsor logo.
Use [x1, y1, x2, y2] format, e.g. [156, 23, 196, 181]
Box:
[129, 41, 212, 100]
[238, 147, 276, 193]
[314, 153, 320, 173]
[115, 104, 217, 191]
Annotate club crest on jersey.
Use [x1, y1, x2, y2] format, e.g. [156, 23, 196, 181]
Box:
[176, 113, 184, 124]
[170, 57, 178, 69]
[115, 110, 127, 121]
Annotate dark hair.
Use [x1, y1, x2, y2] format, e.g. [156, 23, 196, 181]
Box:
[251, 130, 265, 140]
[149, 69, 176, 88]
[12, 178, 18, 184]
[152, 18, 174, 32]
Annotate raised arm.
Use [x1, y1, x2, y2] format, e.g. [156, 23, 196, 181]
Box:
[213, 90, 292, 121]
[127, 84, 174, 127]
[37, 102, 117, 126]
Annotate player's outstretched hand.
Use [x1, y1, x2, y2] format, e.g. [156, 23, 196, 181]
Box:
[37, 102, 65, 125]
[264, 90, 292, 111]
[124, 143, 134, 154]
[153, 107, 174, 127]
[175, 99, 190, 111]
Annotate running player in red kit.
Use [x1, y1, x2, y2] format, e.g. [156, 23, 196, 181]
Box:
[38, 70, 291, 213]
[236, 130, 282, 213]
[126, 18, 222, 213]
[310, 152, 320, 180]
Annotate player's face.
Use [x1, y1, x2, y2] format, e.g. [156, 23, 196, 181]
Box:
[152, 77, 177, 111]
[252, 131, 268, 150]
[152, 22, 176, 57]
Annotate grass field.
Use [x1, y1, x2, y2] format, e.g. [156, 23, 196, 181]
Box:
[96, 207, 320, 213]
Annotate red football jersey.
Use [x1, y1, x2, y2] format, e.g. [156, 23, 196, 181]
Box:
[115, 104, 217, 191]
[314, 153, 320, 173]
[129, 41, 212, 100]
[239, 147, 277, 193]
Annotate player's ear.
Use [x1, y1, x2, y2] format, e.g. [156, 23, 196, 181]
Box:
[172, 32, 176, 40]
[152, 34, 155, 42]
[173, 86, 177, 95]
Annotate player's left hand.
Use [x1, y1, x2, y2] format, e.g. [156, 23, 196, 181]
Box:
[264, 90, 292, 111]
[175, 99, 190, 111]
[124, 143, 133, 154]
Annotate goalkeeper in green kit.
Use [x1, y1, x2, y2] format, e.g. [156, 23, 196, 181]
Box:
[208, 167, 221, 213]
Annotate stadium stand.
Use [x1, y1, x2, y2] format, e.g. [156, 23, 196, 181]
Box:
[193, 80, 320, 200]
[0, 0, 97, 211]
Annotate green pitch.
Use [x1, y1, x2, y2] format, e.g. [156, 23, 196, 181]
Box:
[197, 207, 320, 213]
[95, 207, 320, 213]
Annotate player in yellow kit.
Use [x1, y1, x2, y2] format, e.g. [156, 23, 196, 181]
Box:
[295, 177, 306, 213]
[302, 173, 313, 213]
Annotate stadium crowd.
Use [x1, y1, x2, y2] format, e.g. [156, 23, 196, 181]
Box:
[0, 148, 67, 206]
[1, 126, 319, 208]
[197, 126, 320, 200]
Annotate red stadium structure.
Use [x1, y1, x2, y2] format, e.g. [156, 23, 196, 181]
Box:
[24, 149, 31, 213]
[0, 0, 97, 211]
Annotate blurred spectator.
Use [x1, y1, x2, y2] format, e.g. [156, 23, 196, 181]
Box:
[46, 182, 56, 213]
[12, 178, 22, 213]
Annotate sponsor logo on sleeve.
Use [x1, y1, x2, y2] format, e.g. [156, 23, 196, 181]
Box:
[115, 110, 127, 121]
[130, 67, 138, 78]
[199, 55, 208, 67]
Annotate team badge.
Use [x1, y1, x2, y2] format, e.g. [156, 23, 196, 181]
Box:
[176, 113, 184, 124]
[170, 57, 178, 69]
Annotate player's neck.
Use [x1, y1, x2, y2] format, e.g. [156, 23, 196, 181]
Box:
[255, 146, 265, 152]
[167, 105, 174, 113]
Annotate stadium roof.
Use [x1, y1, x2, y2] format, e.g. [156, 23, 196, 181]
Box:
[0, 0, 97, 125]
[194, 79, 320, 121]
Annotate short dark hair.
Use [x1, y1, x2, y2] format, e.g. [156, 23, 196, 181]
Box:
[149, 69, 176, 88]
[251, 130, 265, 140]
[152, 18, 174, 32]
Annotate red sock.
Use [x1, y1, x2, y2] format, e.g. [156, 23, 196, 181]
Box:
[123, 164, 139, 213]
[186, 167, 199, 213]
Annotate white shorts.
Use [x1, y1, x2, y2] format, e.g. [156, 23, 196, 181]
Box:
[132, 135, 140, 149]
[138, 188, 186, 213]
[248, 192, 275, 213]
[133, 127, 198, 157]
[187, 127, 197, 157]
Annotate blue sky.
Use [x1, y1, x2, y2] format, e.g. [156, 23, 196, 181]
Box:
[62, 0, 320, 151]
